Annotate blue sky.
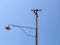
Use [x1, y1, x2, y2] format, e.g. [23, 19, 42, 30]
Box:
[0, 0, 60, 45]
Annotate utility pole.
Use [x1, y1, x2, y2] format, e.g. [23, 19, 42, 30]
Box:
[5, 9, 42, 45]
[32, 9, 42, 45]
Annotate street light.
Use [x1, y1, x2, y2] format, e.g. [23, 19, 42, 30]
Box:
[5, 9, 42, 45]
[5, 24, 36, 37]
[5, 25, 11, 30]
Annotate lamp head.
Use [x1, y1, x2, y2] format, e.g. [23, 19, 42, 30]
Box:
[5, 25, 11, 30]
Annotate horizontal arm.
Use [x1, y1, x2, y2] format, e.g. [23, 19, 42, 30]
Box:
[8, 24, 36, 29]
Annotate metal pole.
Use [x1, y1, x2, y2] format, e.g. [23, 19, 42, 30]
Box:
[35, 12, 38, 45]
[31, 9, 39, 45]
[32, 9, 42, 45]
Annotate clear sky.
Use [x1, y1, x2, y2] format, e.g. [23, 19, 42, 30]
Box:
[0, 0, 60, 45]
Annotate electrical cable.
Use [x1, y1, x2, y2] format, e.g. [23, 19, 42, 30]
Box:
[14, 26, 35, 37]
[7, 24, 40, 37]
[9, 24, 35, 29]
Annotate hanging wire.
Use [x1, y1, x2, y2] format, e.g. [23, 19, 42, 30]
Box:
[18, 27, 35, 37]
[9, 24, 36, 29]
[8, 24, 36, 37]
[6, 24, 40, 37]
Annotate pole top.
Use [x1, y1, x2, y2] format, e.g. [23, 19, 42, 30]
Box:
[31, 9, 42, 15]
[31, 9, 42, 11]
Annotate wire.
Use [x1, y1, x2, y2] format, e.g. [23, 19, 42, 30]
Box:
[12, 25, 35, 37]
[18, 27, 35, 37]
[9, 24, 36, 29]
[7, 24, 40, 37]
